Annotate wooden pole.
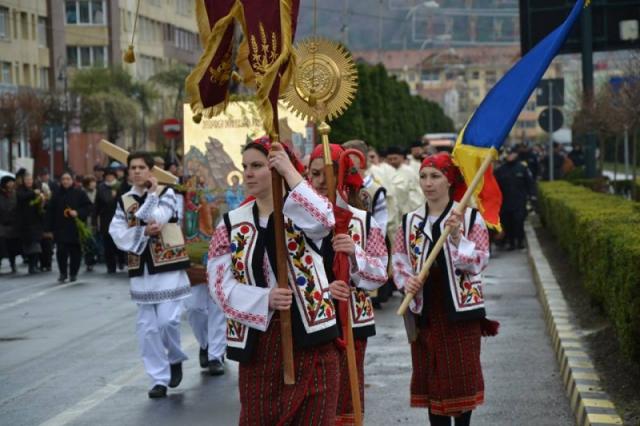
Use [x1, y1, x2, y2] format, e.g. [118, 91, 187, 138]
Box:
[397, 152, 495, 316]
[317, 122, 363, 426]
[270, 140, 296, 385]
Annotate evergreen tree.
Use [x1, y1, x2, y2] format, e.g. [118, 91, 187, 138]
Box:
[331, 62, 454, 150]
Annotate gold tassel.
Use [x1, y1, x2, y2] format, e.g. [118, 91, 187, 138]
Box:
[123, 0, 141, 64]
[123, 45, 135, 63]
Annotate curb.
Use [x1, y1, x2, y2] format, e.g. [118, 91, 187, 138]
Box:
[524, 221, 624, 426]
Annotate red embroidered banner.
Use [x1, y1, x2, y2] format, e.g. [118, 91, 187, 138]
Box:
[186, 0, 240, 122]
[238, 0, 300, 135]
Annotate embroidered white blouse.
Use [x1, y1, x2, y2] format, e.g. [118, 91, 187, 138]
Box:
[391, 210, 490, 314]
[207, 180, 335, 331]
[109, 187, 190, 304]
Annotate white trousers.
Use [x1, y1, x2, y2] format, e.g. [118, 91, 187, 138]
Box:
[184, 284, 226, 361]
[136, 300, 188, 386]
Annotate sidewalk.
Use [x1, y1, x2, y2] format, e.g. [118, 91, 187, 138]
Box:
[363, 246, 574, 425]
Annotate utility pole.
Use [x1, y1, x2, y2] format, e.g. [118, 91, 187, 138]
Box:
[581, 4, 597, 178]
[378, 0, 383, 62]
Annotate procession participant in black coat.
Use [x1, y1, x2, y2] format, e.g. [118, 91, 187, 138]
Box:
[0, 176, 19, 273]
[16, 173, 45, 274]
[46, 171, 91, 282]
[495, 149, 535, 250]
[95, 168, 125, 273]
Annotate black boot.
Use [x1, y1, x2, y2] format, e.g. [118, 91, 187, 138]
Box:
[148, 384, 167, 399]
[208, 358, 225, 376]
[169, 363, 182, 388]
[58, 274, 68, 283]
[199, 347, 208, 369]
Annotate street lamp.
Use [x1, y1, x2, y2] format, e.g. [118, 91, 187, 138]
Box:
[56, 58, 69, 170]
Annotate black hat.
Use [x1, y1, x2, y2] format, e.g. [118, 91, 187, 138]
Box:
[386, 146, 406, 156]
[103, 168, 117, 178]
[0, 175, 15, 188]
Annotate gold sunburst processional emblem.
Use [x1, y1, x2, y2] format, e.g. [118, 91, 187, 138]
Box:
[282, 37, 358, 122]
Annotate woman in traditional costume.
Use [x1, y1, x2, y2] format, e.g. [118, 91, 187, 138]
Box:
[306, 143, 388, 425]
[207, 137, 341, 425]
[392, 152, 497, 426]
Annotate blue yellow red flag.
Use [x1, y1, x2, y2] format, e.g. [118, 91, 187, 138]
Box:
[452, 0, 587, 231]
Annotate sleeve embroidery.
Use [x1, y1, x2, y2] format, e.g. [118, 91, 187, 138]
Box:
[289, 189, 333, 229]
[212, 263, 266, 326]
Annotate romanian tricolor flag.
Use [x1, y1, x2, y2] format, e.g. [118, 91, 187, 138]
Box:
[452, 0, 588, 231]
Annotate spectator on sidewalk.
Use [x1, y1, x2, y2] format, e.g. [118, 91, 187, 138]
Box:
[38, 168, 59, 195]
[0, 176, 19, 273]
[95, 168, 125, 273]
[81, 176, 98, 272]
[568, 143, 585, 168]
[495, 148, 535, 250]
[16, 173, 45, 274]
[46, 171, 92, 282]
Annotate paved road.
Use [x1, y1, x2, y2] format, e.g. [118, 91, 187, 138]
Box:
[0, 247, 574, 425]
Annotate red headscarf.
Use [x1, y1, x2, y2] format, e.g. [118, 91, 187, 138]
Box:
[420, 152, 459, 185]
[245, 136, 305, 174]
[309, 143, 363, 191]
[420, 152, 466, 201]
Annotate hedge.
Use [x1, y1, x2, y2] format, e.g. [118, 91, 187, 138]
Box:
[537, 181, 640, 363]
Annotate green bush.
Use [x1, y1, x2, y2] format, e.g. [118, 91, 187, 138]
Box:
[537, 181, 640, 363]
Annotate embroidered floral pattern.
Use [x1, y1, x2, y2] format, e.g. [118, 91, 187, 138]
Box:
[408, 219, 425, 271]
[230, 223, 253, 284]
[351, 288, 374, 324]
[459, 279, 484, 305]
[285, 220, 334, 323]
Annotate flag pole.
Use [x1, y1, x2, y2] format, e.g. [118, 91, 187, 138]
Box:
[397, 151, 495, 316]
[269, 137, 296, 385]
[318, 122, 363, 426]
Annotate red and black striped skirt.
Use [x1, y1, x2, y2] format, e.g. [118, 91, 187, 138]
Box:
[409, 272, 484, 416]
[238, 318, 340, 426]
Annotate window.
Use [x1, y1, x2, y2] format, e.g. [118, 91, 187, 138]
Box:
[1, 62, 11, 84]
[0, 7, 8, 39]
[66, 46, 78, 67]
[485, 70, 497, 85]
[23, 63, 31, 86]
[66, 1, 77, 24]
[21, 12, 28, 39]
[39, 67, 49, 89]
[66, 1, 106, 25]
[31, 13, 36, 40]
[525, 101, 536, 111]
[176, 0, 191, 16]
[38, 17, 47, 47]
[80, 46, 91, 67]
[67, 46, 108, 68]
[93, 46, 105, 67]
[421, 69, 440, 82]
[472, 71, 480, 79]
[92, 1, 104, 24]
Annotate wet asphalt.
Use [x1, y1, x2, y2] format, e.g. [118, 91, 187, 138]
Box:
[0, 246, 574, 426]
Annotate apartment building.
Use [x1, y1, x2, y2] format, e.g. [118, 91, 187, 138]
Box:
[355, 47, 565, 142]
[0, 0, 53, 91]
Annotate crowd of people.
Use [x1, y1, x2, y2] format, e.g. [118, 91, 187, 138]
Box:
[0, 163, 134, 279]
[0, 137, 574, 425]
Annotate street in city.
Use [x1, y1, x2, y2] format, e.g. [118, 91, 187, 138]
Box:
[0, 247, 574, 426]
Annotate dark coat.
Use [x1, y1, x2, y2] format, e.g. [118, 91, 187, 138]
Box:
[95, 182, 119, 234]
[0, 190, 18, 239]
[46, 186, 91, 244]
[495, 160, 535, 213]
[16, 187, 45, 244]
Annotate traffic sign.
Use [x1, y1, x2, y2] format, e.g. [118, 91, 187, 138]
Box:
[538, 108, 564, 133]
[536, 79, 564, 106]
[162, 118, 181, 138]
